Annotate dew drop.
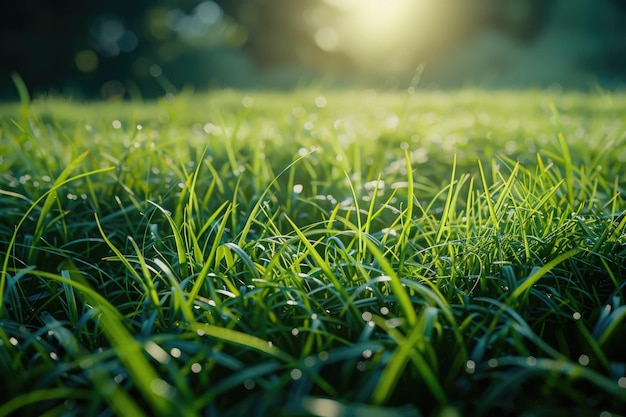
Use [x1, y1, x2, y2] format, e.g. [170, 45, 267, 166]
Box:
[465, 360, 476, 374]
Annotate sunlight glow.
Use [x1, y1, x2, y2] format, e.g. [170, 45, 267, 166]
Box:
[319, 0, 435, 70]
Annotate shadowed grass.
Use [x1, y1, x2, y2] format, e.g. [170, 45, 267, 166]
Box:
[1, 89, 625, 416]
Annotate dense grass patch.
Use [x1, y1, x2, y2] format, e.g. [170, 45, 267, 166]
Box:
[1, 89, 626, 416]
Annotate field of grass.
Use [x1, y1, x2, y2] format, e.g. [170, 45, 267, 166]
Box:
[1, 87, 626, 417]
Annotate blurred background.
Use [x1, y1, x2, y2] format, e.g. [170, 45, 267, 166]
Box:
[1, 0, 625, 100]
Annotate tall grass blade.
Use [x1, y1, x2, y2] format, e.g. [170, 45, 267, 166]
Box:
[508, 249, 582, 301]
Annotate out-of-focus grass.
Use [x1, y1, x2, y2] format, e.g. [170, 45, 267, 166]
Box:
[1, 88, 625, 417]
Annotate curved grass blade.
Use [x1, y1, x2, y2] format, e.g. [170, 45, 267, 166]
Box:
[186, 322, 294, 363]
[1, 166, 115, 314]
[507, 248, 582, 302]
[15, 266, 182, 416]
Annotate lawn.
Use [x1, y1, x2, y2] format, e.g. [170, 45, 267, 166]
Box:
[1, 88, 625, 417]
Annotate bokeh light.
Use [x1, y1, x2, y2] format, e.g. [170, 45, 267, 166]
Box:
[318, 0, 428, 70]
[1, 0, 626, 99]
[74, 50, 99, 73]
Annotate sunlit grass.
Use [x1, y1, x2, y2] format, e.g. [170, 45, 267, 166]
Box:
[1, 88, 626, 416]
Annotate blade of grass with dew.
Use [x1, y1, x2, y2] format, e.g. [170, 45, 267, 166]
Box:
[592, 301, 626, 347]
[342, 169, 366, 259]
[477, 159, 499, 232]
[40, 310, 148, 417]
[94, 213, 162, 311]
[237, 148, 318, 247]
[572, 312, 611, 370]
[336, 217, 418, 327]
[435, 154, 458, 244]
[549, 100, 575, 207]
[1, 166, 114, 314]
[28, 150, 90, 263]
[149, 200, 190, 278]
[282, 215, 360, 321]
[396, 149, 414, 273]
[186, 321, 294, 362]
[153, 257, 195, 324]
[11, 265, 182, 416]
[127, 236, 165, 321]
[507, 248, 582, 302]
[371, 311, 447, 405]
[0, 388, 92, 417]
[186, 203, 232, 308]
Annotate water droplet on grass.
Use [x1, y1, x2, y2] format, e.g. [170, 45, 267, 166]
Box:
[150, 378, 173, 398]
[465, 360, 476, 374]
[290, 369, 302, 380]
[314, 96, 327, 108]
[242, 96, 253, 107]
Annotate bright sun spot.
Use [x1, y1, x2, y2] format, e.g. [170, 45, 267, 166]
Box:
[318, 0, 433, 70]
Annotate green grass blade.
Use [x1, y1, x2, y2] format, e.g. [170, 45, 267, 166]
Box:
[149, 200, 190, 278]
[508, 248, 582, 301]
[477, 159, 499, 232]
[187, 322, 294, 362]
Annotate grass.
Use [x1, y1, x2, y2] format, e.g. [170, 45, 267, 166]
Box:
[1, 87, 625, 416]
